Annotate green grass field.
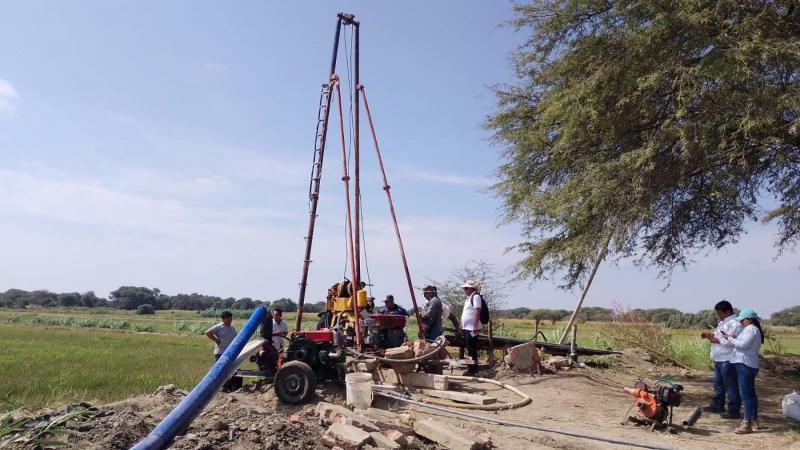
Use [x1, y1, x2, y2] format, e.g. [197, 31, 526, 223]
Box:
[1, 308, 797, 412]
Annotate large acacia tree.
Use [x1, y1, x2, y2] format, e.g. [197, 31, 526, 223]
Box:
[489, 0, 800, 288]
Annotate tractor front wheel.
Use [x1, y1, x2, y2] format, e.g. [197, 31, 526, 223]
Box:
[274, 360, 317, 404]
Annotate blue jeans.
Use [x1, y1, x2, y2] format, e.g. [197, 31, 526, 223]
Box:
[712, 361, 740, 414]
[734, 363, 759, 420]
[425, 321, 443, 341]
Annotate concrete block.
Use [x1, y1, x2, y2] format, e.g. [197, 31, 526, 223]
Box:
[369, 431, 401, 449]
[398, 372, 449, 390]
[382, 429, 406, 446]
[385, 346, 416, 374]
[321, 422, 371, 450]
[413, 418, 487, 450]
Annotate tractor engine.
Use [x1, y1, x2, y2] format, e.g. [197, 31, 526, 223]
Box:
[362, 312, 407, 348]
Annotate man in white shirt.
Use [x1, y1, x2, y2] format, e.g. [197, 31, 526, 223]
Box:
[700, 300, 742, 417]
[460, 280, 482, 376]
[272, 308, 289, 351]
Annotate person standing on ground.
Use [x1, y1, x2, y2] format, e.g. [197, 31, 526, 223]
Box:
[205, 311, 238, 360]
[272, 308, 289, 351]
[701, 300, 742, 417]
[419, 285, 443, 341]
[720, 308, 765, 434]
[460, 280, 482, 376]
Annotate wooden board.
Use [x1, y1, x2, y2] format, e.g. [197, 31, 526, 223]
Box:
[420, 389, 497, 405]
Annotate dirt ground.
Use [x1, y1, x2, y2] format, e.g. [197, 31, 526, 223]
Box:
[11, 350, 800, 449]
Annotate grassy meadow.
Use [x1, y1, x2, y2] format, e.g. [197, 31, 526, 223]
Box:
[1, 307, 798, 412]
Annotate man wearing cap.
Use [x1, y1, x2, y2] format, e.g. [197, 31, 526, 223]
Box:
[700, 300, 742, 418]
[460, 280, 482, 376]
[419, 285, 443, 340]
[379, 294, 409, 316]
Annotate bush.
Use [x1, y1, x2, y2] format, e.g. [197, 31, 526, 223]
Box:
[134, 323, 155, 332]
[136, 304, 156, 315]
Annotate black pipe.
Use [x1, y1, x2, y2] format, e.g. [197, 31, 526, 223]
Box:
[681, 406, 701, 427]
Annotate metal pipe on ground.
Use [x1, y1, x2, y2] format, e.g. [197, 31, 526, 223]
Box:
[131, 306, 269, 450]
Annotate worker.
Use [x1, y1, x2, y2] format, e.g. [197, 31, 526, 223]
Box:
[720, 308, 765, 434]
[460, 280, 482, 376]
[272, 308, 288, 351]
[379, 294, 409, 316]
[700, 300, 742, 418]
[419, 285, 443, 340]
[205, 311, 238, 360]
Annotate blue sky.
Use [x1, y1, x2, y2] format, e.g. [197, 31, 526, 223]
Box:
[0, 1, 797, 316]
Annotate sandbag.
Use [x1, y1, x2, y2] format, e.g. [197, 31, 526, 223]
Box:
[782, 392, 800, 422]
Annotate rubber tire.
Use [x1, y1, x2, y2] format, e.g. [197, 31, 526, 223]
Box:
[274, 360, 317, 404]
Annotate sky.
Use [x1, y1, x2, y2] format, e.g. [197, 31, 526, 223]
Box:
[0, 1, 797, 316]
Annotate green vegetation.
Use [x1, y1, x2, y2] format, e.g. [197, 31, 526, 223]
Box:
[0, 324, 211, 411]
[488, 1, 800, 288]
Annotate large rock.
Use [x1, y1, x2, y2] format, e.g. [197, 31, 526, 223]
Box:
[321, 422, 371, 449]
[507, 342, 541, 373]
[413, 418, 487, 450]
[362, 408, 414, 434]
[385, 346, 416, 374]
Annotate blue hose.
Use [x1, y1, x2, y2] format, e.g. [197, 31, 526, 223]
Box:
[131, 306, 268, 450]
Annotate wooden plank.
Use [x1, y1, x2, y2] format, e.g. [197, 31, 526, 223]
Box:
[420, 389, 497, 405]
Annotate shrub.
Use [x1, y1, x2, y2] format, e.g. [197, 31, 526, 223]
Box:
[136, 304, 156, 315]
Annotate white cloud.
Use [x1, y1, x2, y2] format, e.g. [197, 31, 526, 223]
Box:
[203, 62, 231, 73]
[0, 78, 20, 118]
[398, 168, 493, 188]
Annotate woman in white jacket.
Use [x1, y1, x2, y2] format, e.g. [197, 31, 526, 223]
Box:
[721, 308, 765, 434]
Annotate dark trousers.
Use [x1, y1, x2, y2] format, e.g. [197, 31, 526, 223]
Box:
[462, 330, 478, 375]
[711, 361, 740, 414]
[214, 354, 241, 392]
[734, 363, 759, 420]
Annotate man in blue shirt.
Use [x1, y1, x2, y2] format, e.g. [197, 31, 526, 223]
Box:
[379, 294, 408, 316]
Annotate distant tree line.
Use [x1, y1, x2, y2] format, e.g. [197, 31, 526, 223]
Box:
[0, 286, 325, 313]
[1, 287, 797, 327]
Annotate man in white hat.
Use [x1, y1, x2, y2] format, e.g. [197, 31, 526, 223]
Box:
[460, 280, 482, 375]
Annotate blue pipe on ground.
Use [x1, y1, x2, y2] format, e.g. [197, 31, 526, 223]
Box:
[131, 306, 268, 450]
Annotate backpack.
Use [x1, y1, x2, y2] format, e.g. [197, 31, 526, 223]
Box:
[472, 293, 490, 325]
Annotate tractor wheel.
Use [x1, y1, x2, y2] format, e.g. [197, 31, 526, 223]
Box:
[274, 360, 317, 404]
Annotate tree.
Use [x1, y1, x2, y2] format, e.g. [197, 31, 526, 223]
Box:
[488, 1, 800, 289]
[770, 305, 800, 326]
[233, 297, 255, 310]
[428, 260, 510, 322]
[109, 286, 157, 310]
[271, 298, 297, 312]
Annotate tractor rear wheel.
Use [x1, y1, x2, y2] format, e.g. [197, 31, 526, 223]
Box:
[274, 360, 317, 404]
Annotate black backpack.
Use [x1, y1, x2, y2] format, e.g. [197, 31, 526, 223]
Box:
[472, 293, 490, 325]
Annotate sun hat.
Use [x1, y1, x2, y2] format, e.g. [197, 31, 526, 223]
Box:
[736, 308, 759, 321]
[461, 280, 479, 289]
[383, 294, 394, 302]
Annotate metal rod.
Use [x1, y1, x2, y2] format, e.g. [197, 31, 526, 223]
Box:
[358, 85, 424, 338]
[333, 78, 362, 351]
[353, 20, 361, 287]
[295, 17, 343, 332]
[558, 233, 612, 344]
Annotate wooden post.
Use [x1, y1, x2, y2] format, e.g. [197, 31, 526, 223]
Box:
[488, 320, 494, 367]
[558, 234, 612, 344]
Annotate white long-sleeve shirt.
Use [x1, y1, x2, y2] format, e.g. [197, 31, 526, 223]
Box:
[724, 324, 762, 369]
[710, 315, 741, 362]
